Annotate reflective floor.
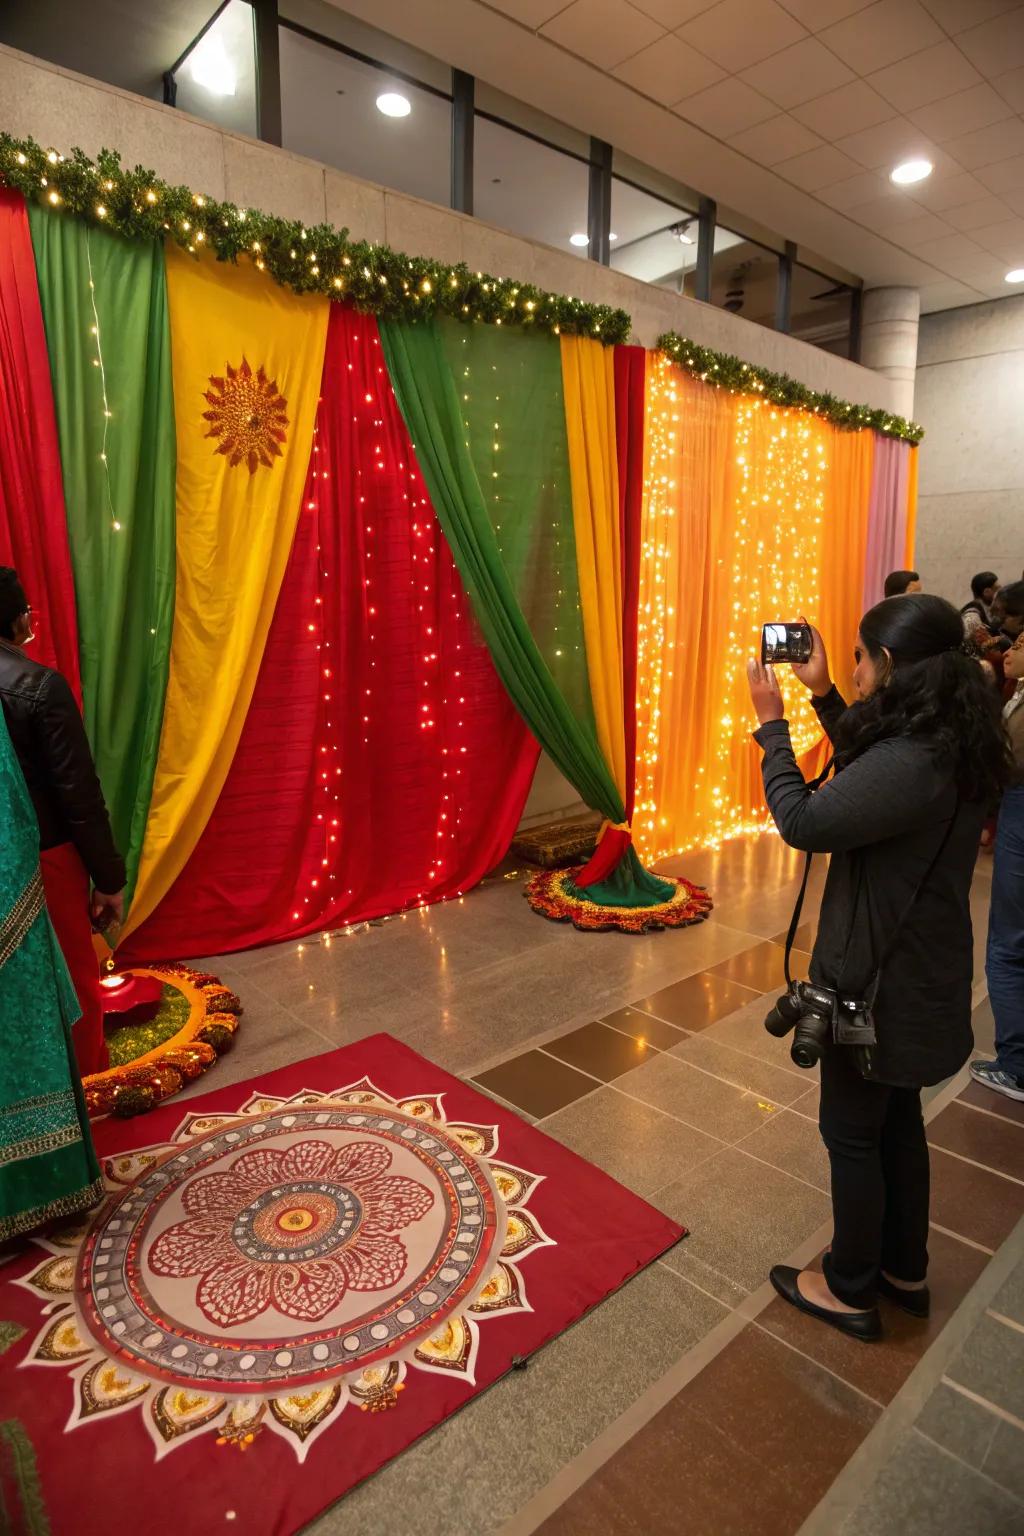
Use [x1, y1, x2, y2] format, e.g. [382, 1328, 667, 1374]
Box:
[188, 833, 1022, 1536]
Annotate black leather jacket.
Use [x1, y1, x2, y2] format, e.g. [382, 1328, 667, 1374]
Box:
[0, 641, 126, 892]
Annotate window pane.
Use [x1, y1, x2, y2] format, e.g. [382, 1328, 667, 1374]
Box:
[474, 117, 590, 256]
[610, 178, 697, 290]
[279, 27, 450, 205]
[174, 0, 258, 138]
[690, 227, 778, 329]
[474, 82, 590, 159]
[791, 263, 855, 356]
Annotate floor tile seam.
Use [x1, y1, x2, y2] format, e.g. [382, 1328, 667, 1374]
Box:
[985, 1306, 1024, 1338]
[724, 1139, 831, 1198]
[605, 1078, 746, 1143]
[928, 1219, 996, 1257]
[909, 1423, 1024, 1508]
[954, 1096, 1024, 1132]
[627, 977, 764, 1029]
[467, 1011, 637, 1079]
[534, 1047, 611, 1091]
[674, 1024, 813, 1084]
[746, 1317, 887, 1413]
[655, 1256, 748, 1311]
[642, 1139, 735, 1203]
[940, 1377, 1024, 1436]
[599, 1016, 685, 1050]
[927, 1138, 1024, 1188]
[634, 1050, 791, 1112]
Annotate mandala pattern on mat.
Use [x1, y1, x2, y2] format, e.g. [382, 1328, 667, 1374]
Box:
[16, 1077, 553, 1463]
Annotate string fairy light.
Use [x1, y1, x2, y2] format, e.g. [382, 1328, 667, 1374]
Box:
[635, 353, 828, 863]
[84, 230, 120, 531]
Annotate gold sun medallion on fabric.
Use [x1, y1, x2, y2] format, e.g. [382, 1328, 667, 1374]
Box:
[202, 357, 289, 474]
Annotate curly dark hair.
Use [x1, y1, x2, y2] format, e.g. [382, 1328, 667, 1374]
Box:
[834, 594, 1012, 806]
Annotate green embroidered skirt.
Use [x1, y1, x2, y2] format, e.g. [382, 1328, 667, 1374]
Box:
[1, 710, 101, 1242]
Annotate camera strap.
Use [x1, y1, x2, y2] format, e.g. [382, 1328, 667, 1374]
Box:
[782, 756, 834, 989]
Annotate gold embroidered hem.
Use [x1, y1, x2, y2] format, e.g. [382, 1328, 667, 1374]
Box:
[0, 1176, 104, 1243]
[0, 869, 44, 970]
[524, 868, 714, 934]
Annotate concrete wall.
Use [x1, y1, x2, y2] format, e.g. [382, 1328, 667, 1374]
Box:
[914, 297, 1024, 606]
[0, 42, 905, 828]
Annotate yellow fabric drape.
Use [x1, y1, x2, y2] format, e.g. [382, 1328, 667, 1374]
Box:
[123, 248, 329, 937]
[904, 444, 919, 568]
[560, 335, 627, 802]
[634, 358, 832, 861]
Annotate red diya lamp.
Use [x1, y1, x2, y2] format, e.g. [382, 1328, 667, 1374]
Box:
[99, 961, 164, 1015]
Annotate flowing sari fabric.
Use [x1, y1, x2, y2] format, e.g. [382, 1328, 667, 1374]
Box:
[0, 710, 101, 1242]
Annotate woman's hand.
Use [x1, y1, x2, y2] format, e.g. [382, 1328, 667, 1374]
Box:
[747, 659, 786, 725]
[791, 621, 832, 698]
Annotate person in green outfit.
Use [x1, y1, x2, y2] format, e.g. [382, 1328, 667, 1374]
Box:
[0, 703, 103, 1243]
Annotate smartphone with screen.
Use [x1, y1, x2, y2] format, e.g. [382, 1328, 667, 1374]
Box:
[761, 622, 813, 666]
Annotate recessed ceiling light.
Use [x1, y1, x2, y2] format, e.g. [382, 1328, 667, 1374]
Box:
[1006, 268, 1024, 283]
[570, 232, 589, 247]
[189, 35, 236, 97]
[376, 92, 411, 118]
[609, 231, 618, 241]
[890, 158, 933, 186]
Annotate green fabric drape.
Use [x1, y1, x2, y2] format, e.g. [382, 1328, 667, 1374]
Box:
[381, 316, 625, 824]
[28, 207, 175, 899]
[436, 317, 595, 734]
[0, 710, 101, 1243]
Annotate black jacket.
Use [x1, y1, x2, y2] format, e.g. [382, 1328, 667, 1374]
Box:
[0, 641, 125, 892]
[755, 687, 984, 1088]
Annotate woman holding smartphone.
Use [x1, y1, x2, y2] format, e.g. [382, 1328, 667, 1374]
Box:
[746, 595, 1009, 1341]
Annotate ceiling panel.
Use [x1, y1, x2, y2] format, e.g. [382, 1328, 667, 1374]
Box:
[728, 111, 823, 163]
[792, 79, 896, 136]
[676, 74, 778, 135]
[835, 118, 943, 170]
[992, 65, 1024, 111]
[775, 142, 864, 188]
[958, 10, 1024, 75]
[614, 32, 726, 101]
[943, 116, 1024, 169]
[944, 193, 1017, 229]
[819, 0, 945, 76]
[919, 1, 1023, 34]
[977, 153, 1024, 191]
[739, 36, 854, 107]
[909, 83, 1017, 141]
[774, 0, 876, 27]
[868, 40, 982, 112]
[631, 0, 716, 22]
[540, 0, 664, 69]
[676, 0, 808, 73]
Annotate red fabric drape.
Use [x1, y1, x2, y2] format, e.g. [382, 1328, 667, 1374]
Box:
[122, 306, 538, 960]
[614, 345, 646, 824]
[0, 190, 80, 693]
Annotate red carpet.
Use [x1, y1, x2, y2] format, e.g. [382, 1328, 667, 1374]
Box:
[0, 1035, 683, 1535]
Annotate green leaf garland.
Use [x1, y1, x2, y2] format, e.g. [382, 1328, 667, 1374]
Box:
[657, 331, 923, 443]
[0, 133, 631, 344]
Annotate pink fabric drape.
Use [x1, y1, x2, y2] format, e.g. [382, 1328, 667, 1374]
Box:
[862, 434, 910, 611]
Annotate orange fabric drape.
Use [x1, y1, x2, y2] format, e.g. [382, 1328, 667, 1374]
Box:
[635, 359, 834, 862]
[798, 427, 875, 783]
[904, 444, 919, 568]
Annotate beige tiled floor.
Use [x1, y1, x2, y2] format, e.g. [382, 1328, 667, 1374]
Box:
[185, 831, 1006, 1536]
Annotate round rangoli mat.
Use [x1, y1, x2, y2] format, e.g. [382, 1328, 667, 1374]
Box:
[75, 1103, 503, 1393]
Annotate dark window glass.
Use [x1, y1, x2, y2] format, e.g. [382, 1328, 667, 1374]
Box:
[174, 0, 258, 138]
[610, 178, 698, 290]
[694, 226, 779, 329]
[790, 262, 855, 356]
[473, 116, 590, 256]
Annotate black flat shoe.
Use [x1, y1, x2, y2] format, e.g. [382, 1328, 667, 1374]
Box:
[877, 1274, 930, 1318]
[769, 1266, 882, 1342]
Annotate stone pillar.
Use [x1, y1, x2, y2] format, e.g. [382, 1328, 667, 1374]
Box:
[859, 287, 921, 420]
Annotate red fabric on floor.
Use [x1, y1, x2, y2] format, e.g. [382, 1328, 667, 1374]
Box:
[40, 842, 107, 1075]
[121, 306, 538, 960]
[0, 190, 81, 696]
[0, 1034, 684, 1536]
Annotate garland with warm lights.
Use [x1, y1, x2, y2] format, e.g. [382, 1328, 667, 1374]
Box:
[657, 332, 924, 443]
[0, 133, 632, 344]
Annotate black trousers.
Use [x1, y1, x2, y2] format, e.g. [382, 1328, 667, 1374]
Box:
[818, 1042, 930, 1309]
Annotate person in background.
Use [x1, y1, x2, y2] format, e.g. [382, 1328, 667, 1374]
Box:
[883, 570, 921, 598]
[988, 580, 1024, 655]
[0, 567, 124, 1077]
[973, 629, 1024, 1102]
[746, 596, 1009, 1341]
[1, 704, 102, 1241]
[961, 571, 1000, 642]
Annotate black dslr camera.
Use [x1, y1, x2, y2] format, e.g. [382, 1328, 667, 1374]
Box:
[765, 981, 876, 1070]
